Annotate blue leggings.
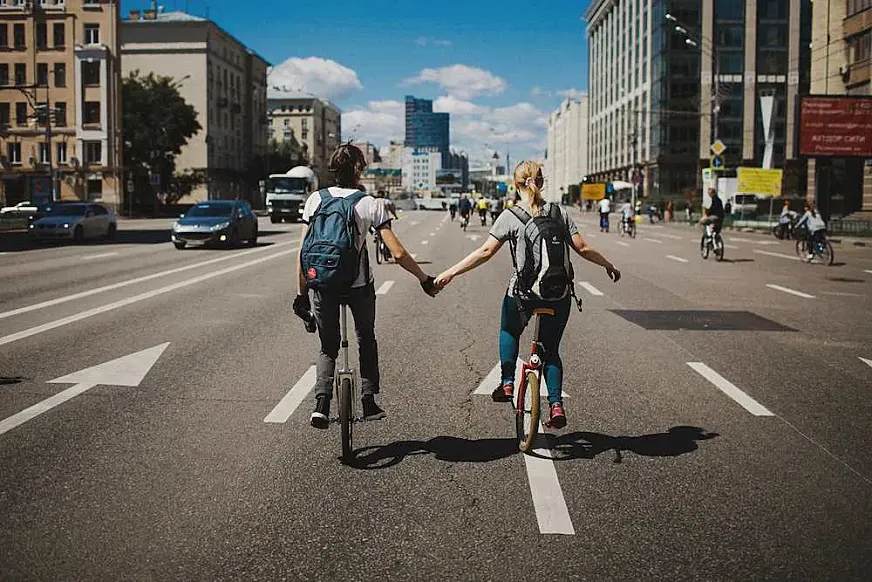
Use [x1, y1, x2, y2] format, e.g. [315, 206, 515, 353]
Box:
[499, 294, 571, 404]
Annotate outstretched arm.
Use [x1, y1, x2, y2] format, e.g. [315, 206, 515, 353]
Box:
[570, 232, 620, 282]
[436, 236, 504, 288]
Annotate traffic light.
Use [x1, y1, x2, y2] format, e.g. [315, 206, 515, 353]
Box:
[710, 154, 725, 171]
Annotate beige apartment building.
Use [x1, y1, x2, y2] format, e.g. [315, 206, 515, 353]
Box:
[0, 0, 122, 209]
[267, 96, 341, 187]
[807, 0, 872, 218]
[121, 9, 269, 203]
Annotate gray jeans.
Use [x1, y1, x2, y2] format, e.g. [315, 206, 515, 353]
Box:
[312, 282, 379, 399]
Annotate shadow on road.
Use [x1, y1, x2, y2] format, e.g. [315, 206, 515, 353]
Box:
[352, 426, 718, 469]
[0, 229, 288, 253]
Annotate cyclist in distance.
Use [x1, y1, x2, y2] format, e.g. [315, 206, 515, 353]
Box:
[619, 197, 634, 232]
[294, 144, 438, 429]
[699, 188, 725, 233]
[795, 201, 827, 260]
[449, 197, 458, 221]
[598, 195, 611, 232]
[459, 194, 473, 226]
[434, 161, 620, 429]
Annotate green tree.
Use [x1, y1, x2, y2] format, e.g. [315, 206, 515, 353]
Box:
[122, 71, 201, 212]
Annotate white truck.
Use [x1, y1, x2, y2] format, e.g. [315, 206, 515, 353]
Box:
[265, 166, 318, 223]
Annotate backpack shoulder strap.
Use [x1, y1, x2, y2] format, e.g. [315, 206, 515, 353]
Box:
[509, 205, 531, 224]
[345, 191, 366, 206]
[318, 188, 331, 202]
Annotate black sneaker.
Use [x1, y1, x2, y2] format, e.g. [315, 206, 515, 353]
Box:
[491, 381, 513, 403]
[361, 395, 386, 421]
[310, 396, 330, 429]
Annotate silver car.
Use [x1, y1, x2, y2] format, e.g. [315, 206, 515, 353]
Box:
[29, 203, 117, 242]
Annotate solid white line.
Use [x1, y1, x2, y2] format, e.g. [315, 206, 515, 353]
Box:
[666, 255, 689, 263]
[859, 357, 872, 369]
[644, 238, 663, 244]
[615, 241, 630, 247]
[82, 252, 119, 260]
[755, 249, 800, 261]
[0, 247, 298, 347]
[687, 362, 773, 416]
[822, 291, 862, 297]
[0, 241, 295, 320]
[0, 383, 96, 436]
[524, 424, 575, 535]
[766, 283, 815, 299]
[421, 240, 429, 245]
[264, 366, 316, 423]
[375, 280, 394, 295]
[577, 281, 604, 296]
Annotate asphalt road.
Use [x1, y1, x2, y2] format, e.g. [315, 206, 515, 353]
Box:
[1, 209, 870, 581]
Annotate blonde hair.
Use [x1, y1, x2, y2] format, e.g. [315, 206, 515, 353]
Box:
[514, 160, 544, 211]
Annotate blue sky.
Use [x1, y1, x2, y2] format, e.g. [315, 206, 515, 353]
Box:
[172, 0, 592, 166]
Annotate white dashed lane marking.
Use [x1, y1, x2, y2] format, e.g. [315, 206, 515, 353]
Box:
[687, 362, 774, 416]
[666, 255, 689, 263]
[82, 252, 119, 260]
[859, 357, 872, 369]
[421, 240, 429, 245]
[577, 281, 604, 296]
[264, 366, 316, 423]
[766, 283, 815, 299]
[755, 249, 800, 261]
[644, 238, 663, 244]
[615, 241, 630, 247]
[375, 281, 395, 295]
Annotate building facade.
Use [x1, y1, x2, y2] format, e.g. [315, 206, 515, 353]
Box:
[404, 95, 450, 165]
[586, 0, 811, 201]
[401, 147, 441, 192]
[122, 9, 269, 203]
[352, 141, 381, 167]
[0, 0, 123, 209]
[807, 0, 872, 218]
[545, 96, 589, 203]
[267, 96, 341, 187]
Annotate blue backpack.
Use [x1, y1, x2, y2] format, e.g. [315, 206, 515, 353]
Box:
[300, 189, 366, 290]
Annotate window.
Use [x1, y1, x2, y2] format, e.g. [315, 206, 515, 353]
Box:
[849, 30, 871, 64]
[283, 119, 289, 127]
[0, 64, 7, 86]
[83, 101, 100, 126]
[14, 63, 25, 86]
[848, 0, 872, 17]
[15, 102, 26, 125]
[283, 130, 292, 140]
[56, 141, 67, 164]
[53, 23, 65, 48]
[0, 24, 7, 48]
[83, 0, 101, 6]
[54, 102, 66, 126]
[87, 180, 103, 201]
[13, 24, 24, 49]
[37, 63, 48, 86]
[82, 61, 100, 86]
[83, 141, 101, 164]
[36, 23, 47, 49]
[84, 24, 99, 45]
[54, 63, 65, 87]
[39, 142, 49, 164]
[0, 103, 8, 126]
[7, 142, 21, 165]
[301, 130, 308, 140]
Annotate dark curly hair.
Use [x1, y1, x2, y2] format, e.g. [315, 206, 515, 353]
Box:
[328, 143, 367, 188]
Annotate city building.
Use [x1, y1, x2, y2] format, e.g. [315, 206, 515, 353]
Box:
[545, 96, 589, 203]
[360, 168, 401, 196]
[0, 0, 123, 209]
[586, 0, 811, 201]
[267, 95, 341, 187]
[352, 141, 381, 167]
[382, 140, 404, 169]
[121, 9, 269, 203]
[806, 0, 872, 218]
[401, 147, 441, 192]
[444, 149, 469, 189]
[404, 95, 450, 165]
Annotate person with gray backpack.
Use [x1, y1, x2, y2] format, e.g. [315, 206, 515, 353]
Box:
[434, 161, 620, 429]
[294, 144, 438, 429]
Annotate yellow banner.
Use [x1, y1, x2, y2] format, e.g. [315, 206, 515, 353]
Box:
[582, 183, 606, 200]
[736, 168, 783, 197]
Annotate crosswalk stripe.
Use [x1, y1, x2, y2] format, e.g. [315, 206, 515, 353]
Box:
[264, 366, 316, 423]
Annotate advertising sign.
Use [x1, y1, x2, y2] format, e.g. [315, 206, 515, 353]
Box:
[582, 183, 606, 200]
[799, 96, 872, 158]
[736, 168, 783, 197]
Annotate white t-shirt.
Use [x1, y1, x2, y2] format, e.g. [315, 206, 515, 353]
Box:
[301, 187, 390, 288]
[620, 202, 633, 218]
[599, 198, 611, 213]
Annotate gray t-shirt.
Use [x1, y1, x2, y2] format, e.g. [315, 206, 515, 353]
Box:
[489, 203, 579, 299]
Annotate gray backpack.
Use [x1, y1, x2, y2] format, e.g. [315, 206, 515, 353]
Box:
[509, 203, 574, 301]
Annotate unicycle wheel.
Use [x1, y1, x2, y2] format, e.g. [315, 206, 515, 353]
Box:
[339, 378, 353, 464]
[515, 370, 541, 453]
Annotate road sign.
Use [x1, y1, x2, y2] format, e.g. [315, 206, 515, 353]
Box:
[710, 140, 727, 156]
[710, 155, 725, 171]
[582, 183, 606, 200]
[736, 167, 783, 197]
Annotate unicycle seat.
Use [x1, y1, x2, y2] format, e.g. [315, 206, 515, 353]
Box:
[532, 307, 556, 317]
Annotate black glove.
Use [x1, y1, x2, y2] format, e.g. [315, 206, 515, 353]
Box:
[292, 293, 311, 319]
[420, 276, 437, 298]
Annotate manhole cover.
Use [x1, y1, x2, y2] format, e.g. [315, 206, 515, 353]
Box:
[610, 310, 795, 331]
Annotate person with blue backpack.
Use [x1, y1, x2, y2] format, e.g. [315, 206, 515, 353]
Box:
[434, 161, 620, 429]
[294, 144, 438, 428]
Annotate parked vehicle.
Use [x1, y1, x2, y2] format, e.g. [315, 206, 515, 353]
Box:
[729, 194, 758, 216]
[1, 201, 39, 218]
[29, 203, 117, 242]
[265, 166, 318, 223]
[171, 200, 258, 249]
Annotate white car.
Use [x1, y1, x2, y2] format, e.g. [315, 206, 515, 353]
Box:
[1, 201, 39, 218]
[29, 202, 117, 242]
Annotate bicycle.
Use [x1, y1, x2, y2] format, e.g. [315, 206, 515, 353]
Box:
[373, 230, 391, 264]
[795, 232, 834, 265]
[700, 224, 725, 261]
[619, 217, 636, 238]
[460, 212, 469, 231]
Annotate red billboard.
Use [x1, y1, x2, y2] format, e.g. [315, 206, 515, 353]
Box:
[799, 96, 872, 158]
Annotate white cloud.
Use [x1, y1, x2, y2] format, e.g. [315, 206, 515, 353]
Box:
[404, 64, 507, 100]
[449, 101, 548, 169]
[267, 57, 363, 102]
[531, 87, 551, 97]
[433, 95, 486, 116]
[416, 36, 453, 47]
[558, 88, 585, 100]
[342, 100, 404, 147]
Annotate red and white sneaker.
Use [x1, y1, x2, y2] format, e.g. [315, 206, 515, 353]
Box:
[546, 401, 567, 429]
[491, 382, 514, 403]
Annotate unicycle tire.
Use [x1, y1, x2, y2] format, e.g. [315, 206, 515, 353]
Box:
[375, 244, 383, 264]
[515, 370, 541, 454]
[340, 378, 353, 464]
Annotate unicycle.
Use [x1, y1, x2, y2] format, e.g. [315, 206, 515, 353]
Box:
[335, 299, 359, 464]
[514, 307, 554, 453]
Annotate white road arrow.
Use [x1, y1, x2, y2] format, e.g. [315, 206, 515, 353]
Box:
[0, 343, 170, 436]
[473, 360, 569, 398]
